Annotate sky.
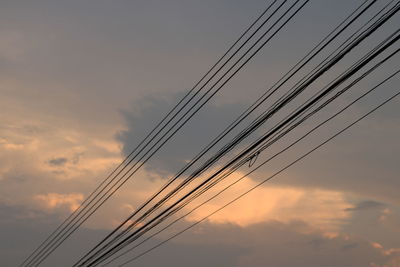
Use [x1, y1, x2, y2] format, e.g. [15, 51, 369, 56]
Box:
[0, 0, 399, 266]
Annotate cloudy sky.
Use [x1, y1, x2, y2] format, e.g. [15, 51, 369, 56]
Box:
[1, 0, 399, 266]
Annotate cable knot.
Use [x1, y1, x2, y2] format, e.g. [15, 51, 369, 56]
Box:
[248, 151, 260, 167]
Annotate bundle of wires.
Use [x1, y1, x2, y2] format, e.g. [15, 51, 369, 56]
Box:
[21, 0, 400, 266]
[72, 1, 400, 266]
[21, 0, 313, 266]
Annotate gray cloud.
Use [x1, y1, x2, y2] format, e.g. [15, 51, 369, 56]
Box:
[116, 91, 249, 176]
[1, 0, 399, 266]
[345, 200, 386, 212]
[105, 220, 397, 267]
[1, 211, 397, 267]
[47, 157, 68, 166]
[0, 203, 110, 267]
[116, 86, 400, 207]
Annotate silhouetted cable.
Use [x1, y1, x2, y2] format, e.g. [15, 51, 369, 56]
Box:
[79, 1, 360, 266]
[44, 1, 310, 266]
[26, 1, 311, 266]
[75, 0, 347, 264]
[35, 1, 299, 266]
[76, 2, 396, 266]
[72, 2, 316, 266]
[97, 33, 400, 266]
[22, 1, 287, 266]
[111, 1, 398, 247]
[117, 73, 400, 267]
[83, 19, 400, 267]
[103, 42, 400, 266]
[103, 66, 400, 266]
[19, 3, 283, 267]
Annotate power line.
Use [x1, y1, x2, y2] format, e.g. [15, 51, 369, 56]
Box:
[117, 72, 400, 267]
[104, 58, 400, 267]
[81, 15, 400, 267]
[103, 63, 400, 266]
[76, 2, 396, 266]
[24, 1, 310, 266]
[19, 2, 282, 265]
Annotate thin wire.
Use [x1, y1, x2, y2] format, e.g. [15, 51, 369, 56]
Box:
[79, 1, 328, 266]
[118, 77, 400, 267]
[108, 44, 400, 264]
[103, 67, 400, 267]
[74, 2, 314, 265]
[19, 3, 280, 267]
[78, 4, 396, 266]
[85, 22, 400, 267]
[33, 0, 309, 265]
[61, 1, 309, 266]
[23, 2, 290, 266]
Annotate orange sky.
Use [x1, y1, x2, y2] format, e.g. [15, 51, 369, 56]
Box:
[1, 0, 399, 266]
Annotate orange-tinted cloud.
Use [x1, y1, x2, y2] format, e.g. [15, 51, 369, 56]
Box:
[34, 193, 84, 212]
[184, 175, 352, 232]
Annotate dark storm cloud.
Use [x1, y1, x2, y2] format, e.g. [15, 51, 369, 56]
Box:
[116, 91, 249, 176]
